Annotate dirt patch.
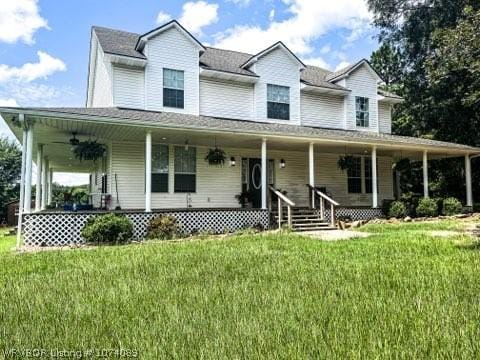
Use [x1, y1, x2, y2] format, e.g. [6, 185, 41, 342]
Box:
[303, 230, 371, 241]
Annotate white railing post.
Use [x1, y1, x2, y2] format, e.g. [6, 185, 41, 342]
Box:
[320, 198, 324, 220]
[277, 198, 282, 229]
[287, 206, 292, 228]
[465, 154, 473, 207]
[35, 144, 43, 212]
[261, 137, 267, 210]
[330, 203, 335, 227]
[41, 157, 48, 210]
[308, 142, 315, 209]
[145, 131, 152, 212]
[423, 150, 429, 198]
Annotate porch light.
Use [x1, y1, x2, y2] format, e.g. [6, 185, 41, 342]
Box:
[230, 157, 236, 166]
[280, 159, 286, 168]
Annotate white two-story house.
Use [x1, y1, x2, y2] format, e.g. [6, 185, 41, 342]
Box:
[1, 20, 478, 246]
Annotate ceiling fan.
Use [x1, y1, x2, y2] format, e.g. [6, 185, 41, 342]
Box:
[52, 132, 80, 146]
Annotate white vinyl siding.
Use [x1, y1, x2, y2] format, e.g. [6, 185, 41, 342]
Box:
[145, 27, 199, 114]
[343, 65, 378, 131]
[90, 44, 113, 107]
[112, 66, 145, 109]
[378, 102, 392, 134]
[300, 93, 344, 128]
[199, 79, 254, 120]
[110, 141, 394, 209]
[252, 48, 301, 124]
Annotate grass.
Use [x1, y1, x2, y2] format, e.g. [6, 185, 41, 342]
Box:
[1, 221, 480, 358]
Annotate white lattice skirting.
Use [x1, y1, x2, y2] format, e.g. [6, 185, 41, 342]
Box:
[325, 207, 385, 222]
[23, 209, 269, 247]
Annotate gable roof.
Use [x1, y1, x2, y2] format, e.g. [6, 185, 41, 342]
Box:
[240, 41, 305, 69]
[135, 20, 205, 52]
[326, 59, 382, 82]
[92, 25, 398, 97]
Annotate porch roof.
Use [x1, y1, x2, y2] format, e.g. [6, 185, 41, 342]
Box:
[1, 106, 479, 156]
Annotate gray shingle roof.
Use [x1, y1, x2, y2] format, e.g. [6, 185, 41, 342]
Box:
[90, 26, 368, 93]
[92, 26, 145, 59]
[378, 88, 403, 100]
[3, 106, 477, 153]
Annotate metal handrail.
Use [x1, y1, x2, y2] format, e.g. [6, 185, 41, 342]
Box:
[306, 184, 339, 227]
[269, 185, 295, 229]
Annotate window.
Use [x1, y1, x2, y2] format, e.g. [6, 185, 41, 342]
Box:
[152, 144, 169, 193]
[174, 146, 196, 192]
[355, 96, 369, 127]
[163, 69, 184, 108]
[347, 157, 362, 193]
[267, 84, 290, 120]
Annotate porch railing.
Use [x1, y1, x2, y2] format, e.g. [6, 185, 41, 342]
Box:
[306, 184, 339, 227]
[269, 185, 295, 229]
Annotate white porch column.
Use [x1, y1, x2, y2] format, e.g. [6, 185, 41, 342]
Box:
[145, 131, 152, 212]
[41, 157, 48, 210]
[35, 144, 43, 211]
[423, 150, 429, 198]
[465, 154, 473, 207]
[308, 142, 315, 208]
[372, 146, 378, 208]
[261, 137, 267, 210]
[24, 125, 34, 213]
[17, 117, 27, 247]
[47, 170, 53, 205]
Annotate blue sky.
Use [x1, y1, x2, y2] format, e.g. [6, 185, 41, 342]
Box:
[0, 0, 378, 184]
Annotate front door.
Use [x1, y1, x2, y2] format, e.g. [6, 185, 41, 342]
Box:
[249, 158, 263, 208]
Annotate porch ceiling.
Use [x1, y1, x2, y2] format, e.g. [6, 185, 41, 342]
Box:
[1, 107, 478, 171]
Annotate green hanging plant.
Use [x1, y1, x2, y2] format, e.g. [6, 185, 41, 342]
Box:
[205, 147, 226, 166]
[337, 155, 356, 171]
[73, 140, 105, 162]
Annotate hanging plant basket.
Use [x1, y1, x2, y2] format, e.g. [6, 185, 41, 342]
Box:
[205, 147, 226, 166]
[337, 155, 356, 171]
[73, 140, 106, 162]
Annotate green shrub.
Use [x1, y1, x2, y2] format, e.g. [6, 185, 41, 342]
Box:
[81, 213, 133, 243]
[443, 197, 462, 216]
[147, 215, 181, 240]
[416, 198, 438, 217]
[388, 201, 407, 218]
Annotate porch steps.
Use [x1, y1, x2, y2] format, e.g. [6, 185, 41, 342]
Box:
[271, 207, 336, 232]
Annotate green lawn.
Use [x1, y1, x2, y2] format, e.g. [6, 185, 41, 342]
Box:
[1, 222, 480, 359]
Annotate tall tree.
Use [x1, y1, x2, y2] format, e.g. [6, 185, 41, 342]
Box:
[368, 0, 480, 202]
[0, 137, 22, 222]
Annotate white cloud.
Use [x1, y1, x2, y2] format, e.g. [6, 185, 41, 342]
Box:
[335, 60, 350, 71]
[302, 57, 331, 70]
[214, 0, 372, 55]
[228, 0, 251, 6]
[0, 0, 49, 44]
[320, 44, 331, 54]
[156, 11, 172, 25]
[0, 51, 66, 83]
[269, 9, 275, 22]
[0, 98, 18, 107]
[179, 1, 219, 35]
[53, 172, 90, 186]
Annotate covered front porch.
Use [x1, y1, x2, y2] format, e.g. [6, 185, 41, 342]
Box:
[1, 107, 478, 245]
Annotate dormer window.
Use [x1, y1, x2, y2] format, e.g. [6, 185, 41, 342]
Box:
[355, 96, 369, 127]
[267, 84, 290, 120]
[163, 69, 184, 109]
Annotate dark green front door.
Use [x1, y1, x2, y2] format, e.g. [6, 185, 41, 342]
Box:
[249, 158, 262, 208]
